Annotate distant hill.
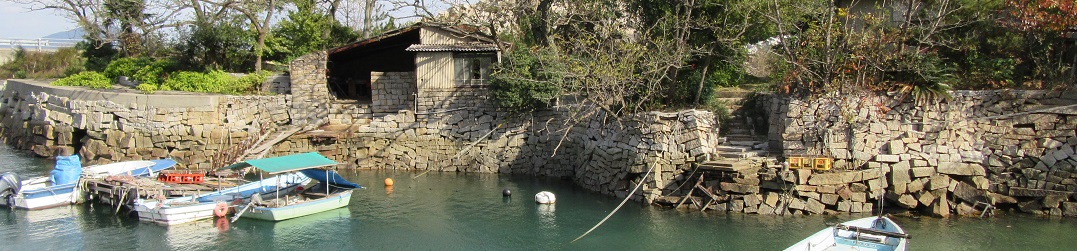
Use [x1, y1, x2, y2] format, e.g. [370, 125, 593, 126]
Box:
[43, 29, 84, 40]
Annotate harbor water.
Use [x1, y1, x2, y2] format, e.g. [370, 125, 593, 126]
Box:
[2, 144, 1076, 250]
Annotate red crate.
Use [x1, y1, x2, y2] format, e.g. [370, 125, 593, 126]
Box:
[158, 172, 205, 184]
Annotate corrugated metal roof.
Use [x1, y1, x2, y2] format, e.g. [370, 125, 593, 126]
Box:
[406, 43, 501, 52]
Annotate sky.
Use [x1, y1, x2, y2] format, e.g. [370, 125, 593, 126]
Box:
[0, 3, 78, 38]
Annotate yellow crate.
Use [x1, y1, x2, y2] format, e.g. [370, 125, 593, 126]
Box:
[788, 156, 807, 169]
[812, 157, 832, 171]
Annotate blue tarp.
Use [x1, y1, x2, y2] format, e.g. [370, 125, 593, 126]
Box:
[50, 155, 82, 185]
[298, 169, 362, 189]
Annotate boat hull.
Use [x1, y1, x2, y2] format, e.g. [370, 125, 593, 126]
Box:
[5, 183, 79, 210]
[82, 160, 157, 178]
[241, 190, 353, 221]
[784, 216, 908, 251]
[135, 200, 219, 225]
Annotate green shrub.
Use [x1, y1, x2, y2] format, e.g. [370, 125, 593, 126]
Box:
[230, 70, 271, 94]
[103, 57, 151, 79]
[162, 71, 226, 93]
[136, 83, 158, 94]
[52, 71, 112, 89]
[132, 59, 175, 87]
[161, 70, 270, 94]
[489, 46, 563, 109]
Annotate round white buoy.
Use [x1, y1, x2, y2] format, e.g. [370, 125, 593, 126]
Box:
[535, 191, 556, 204]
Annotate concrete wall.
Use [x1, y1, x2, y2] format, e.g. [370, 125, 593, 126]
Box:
[764, 90, 1077, 216]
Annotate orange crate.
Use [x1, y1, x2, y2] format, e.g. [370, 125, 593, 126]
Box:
[158, 172, 205, 184]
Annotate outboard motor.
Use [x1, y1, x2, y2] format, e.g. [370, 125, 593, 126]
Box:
[0, 172, 22, 206]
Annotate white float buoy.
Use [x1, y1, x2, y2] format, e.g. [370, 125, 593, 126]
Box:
[535, 191, 556, 204]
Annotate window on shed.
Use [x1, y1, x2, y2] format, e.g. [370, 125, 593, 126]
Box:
[453, 53, 494, 87]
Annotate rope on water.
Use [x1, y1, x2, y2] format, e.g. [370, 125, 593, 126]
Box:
[571, 160, 656, 243]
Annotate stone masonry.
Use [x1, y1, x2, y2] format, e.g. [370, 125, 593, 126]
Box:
[0, 68, 720, 202]
[757, 90, 1077, 217]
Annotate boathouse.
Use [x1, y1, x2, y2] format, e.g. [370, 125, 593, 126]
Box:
[288, 23, 503, 128]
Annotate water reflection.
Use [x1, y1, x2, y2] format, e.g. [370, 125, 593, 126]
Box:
[537, 204, 556, 228]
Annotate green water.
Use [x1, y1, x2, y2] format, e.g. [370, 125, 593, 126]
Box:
[2, 145, 1076, 250]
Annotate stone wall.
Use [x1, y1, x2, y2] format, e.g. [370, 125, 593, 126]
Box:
[0, 80, 289, 168]
[263, 74, 291, 95]
[762, 90, 1077, 216]
[371, 72, 416, 115]
[0, 78, 721, 203]
[0, 49, 722, 204]
[289, 51, 331, 128]
[261, 84, 722, 201]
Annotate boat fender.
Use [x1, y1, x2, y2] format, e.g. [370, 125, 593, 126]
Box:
[535, 191, 556, 204]
[214, 202, 229, 217]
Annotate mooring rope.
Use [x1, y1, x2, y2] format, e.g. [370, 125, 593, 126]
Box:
[571, 160, 657, 243]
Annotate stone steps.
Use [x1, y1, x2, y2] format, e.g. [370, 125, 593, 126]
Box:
[719, 150, 768, 159]
[717, 145, 749, 153]
[699, 159, 757, 173]
[727, 141, 757, 147]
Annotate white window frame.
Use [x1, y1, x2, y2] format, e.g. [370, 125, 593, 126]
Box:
[453, 52, 494, 87]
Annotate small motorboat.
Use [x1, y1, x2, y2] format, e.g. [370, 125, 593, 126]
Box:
[1, 158, 178, 210]
[784, 216, 910, 251]
[0, 154, 83, 210]
[229, 152, 362, 222]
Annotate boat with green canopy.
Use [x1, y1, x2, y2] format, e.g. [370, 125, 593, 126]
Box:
[225, 152, 362, 222]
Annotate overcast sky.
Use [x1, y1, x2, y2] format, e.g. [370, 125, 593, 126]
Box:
[0, 4, 77, 38]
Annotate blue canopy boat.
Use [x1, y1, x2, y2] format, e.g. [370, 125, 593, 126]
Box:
[226, 152, 362, 222]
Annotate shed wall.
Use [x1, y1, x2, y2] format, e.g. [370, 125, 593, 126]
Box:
[416, 52, 454, 89]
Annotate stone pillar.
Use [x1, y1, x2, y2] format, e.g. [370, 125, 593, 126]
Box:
[288, 51, 331, 129]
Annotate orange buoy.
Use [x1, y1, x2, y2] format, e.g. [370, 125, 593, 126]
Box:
[213, 202, 229, 217]
[384, 178, 394, 186]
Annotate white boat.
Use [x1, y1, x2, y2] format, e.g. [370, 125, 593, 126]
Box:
[1, 158, 175, 210]
[229, 152, 362, 222]
[133, 172, 309, 225]
[0, 172, 79, 210]
[0, 154, 83, 210]
[82, 160, 157, 178]
[784, 216, 910, 251]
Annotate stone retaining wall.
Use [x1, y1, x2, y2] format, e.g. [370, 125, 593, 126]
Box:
[0, 78, 720, 201]
[758, 90, 1077, 217]
[0, 80, 290, 168]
